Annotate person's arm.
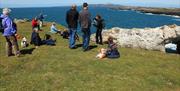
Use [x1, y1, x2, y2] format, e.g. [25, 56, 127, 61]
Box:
[51, 26, 58, 32]
[78, 12, 82, 26]
[66, 11, 69, 25]
[88, 12, 92, 27]
[76, 11, 79, 21]
[5, 18, 16, 34]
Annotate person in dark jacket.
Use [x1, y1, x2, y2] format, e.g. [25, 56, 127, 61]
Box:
[38, 12, 44, 28]
[106, 36, 120, 58]
[79, 3, 91, 51]
[93, 14, 105, 45]
[66, 4, 79, 49]
[30, 28, 42, 48]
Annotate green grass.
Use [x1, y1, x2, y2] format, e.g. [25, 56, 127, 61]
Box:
[0, 22, 180, 91]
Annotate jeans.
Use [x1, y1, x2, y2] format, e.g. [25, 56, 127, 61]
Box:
[5, 35, 20, 56]
[69, 28, 77, 48]
[82, 28, 91, 50]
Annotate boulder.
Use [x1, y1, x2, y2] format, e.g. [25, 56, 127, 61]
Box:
[91, 24, 180, 52]
[14, 18, 30, 23]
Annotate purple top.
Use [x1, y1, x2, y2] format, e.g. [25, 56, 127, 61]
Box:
[1, 14, 16, 36]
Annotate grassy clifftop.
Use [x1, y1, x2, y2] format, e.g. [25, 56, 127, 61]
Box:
[0, 22, 180, 91]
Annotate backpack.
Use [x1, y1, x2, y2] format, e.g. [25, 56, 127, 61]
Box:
[101, 19, 105, 29]
[0, 18, 3, 33]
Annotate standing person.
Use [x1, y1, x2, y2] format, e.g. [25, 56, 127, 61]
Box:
[32, 17, 39, 30]
[79, 3, 91, 51]
[93, 14, 105, 45]
[38, 12, 44, 28]
[66, 4, 79, 49]
[1, 8, 20, 57]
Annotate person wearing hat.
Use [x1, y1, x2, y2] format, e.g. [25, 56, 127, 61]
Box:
[79, 3, 92, 51]
[66, 4, 79, 49]
[1, 8, 20, 57]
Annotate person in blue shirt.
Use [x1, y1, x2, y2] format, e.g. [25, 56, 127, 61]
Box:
[50, 22, 61, 34]
[38, 12, 44, 28]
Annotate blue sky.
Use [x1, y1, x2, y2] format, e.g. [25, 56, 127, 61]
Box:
[0, 0, 180, 8]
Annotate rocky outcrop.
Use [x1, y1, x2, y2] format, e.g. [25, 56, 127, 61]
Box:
[91, 24, 180, 52]
[14, 18, 30, 23]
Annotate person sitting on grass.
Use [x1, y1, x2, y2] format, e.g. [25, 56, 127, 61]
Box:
[50, 22, 61, 34]
[42, 34, 56, 46]
[106, 36, 120, 58]
[30, 28, 42, 48]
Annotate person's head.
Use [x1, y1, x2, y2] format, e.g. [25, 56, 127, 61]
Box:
[34, 28, 39, 32]
[2, 8, 11, 15]
[52, 22, 56, 26]
[96, 14, 101, 20]
[108, 36, 114, 43]
[34, 17, 38, 21]
[71, 4, 77, 10]
[83, 3, 88, 10]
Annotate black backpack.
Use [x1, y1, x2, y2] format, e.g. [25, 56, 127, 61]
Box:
[0, 18, 3, 33]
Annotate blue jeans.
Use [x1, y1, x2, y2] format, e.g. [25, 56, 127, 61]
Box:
[82, 28, 91, 50]
[69, 28, 77, 48]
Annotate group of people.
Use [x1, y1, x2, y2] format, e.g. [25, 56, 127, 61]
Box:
[65, 3, 120, 58]
[0, 3, 120, 59]
[66, 3, 105, 51]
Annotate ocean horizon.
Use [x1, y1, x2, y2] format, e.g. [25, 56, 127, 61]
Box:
[1, 6, 180, 33]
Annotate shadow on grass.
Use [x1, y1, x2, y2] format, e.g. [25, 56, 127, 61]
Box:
[76, 44, 83, 48]
[75, 44, 98, 50]
[20, 48, 35, 55]
[88, 45, 98, 50]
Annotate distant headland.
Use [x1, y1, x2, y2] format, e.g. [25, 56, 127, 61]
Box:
[91, 4, 180, 17]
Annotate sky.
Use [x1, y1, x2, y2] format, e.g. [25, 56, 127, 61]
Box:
[0, 0, 180, 8]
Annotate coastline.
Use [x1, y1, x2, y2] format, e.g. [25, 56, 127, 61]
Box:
[99, 4, 180, 17]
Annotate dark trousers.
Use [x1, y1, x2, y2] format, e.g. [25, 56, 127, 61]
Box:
[96, 28, 102, 44]
[5, 35, 20, 56]
[82, 28, 90, 50]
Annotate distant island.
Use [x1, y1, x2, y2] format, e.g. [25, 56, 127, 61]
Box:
[92, 4, 180, 17]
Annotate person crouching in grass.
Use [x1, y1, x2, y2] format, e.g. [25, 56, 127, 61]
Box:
[1, 8, 20, 57]
[30, 28, 42, 48]
[106, 36, 120, 58]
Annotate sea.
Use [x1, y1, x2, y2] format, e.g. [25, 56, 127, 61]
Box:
[1, 6, 180, 33]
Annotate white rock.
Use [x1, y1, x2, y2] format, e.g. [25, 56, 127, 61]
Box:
[91, 24, 180, 52]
